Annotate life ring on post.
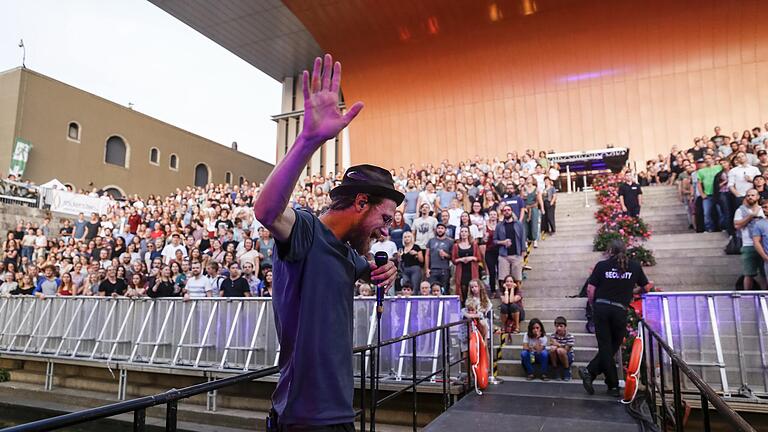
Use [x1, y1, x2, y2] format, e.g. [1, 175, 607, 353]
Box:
[469, 319, 489, 393]
[622, 329, 644, 404]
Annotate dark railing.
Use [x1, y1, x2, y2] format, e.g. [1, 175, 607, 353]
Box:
[1, 319, 470, 432]
[640, 319, 757, 432]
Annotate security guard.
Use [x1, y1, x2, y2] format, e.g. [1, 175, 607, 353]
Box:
[580, 239, 652, 397]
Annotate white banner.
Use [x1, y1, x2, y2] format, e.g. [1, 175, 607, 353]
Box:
[50, 189, 109, 216]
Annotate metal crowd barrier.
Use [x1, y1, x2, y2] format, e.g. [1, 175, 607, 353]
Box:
[643, 291, 768, 401]
[0, 295, 462, 381]
[0, 178, 39, 208]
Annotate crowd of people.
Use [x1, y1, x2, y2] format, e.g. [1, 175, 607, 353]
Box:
[0, 150, 572, 380]
[0, 150, 561, 303]
[644, 124, 768, 291]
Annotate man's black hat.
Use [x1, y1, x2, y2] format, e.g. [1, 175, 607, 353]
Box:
[330, 164, 404, 205]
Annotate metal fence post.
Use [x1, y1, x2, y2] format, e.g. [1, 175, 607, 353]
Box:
[700, 392, 710, 432]
[411, 337, 417, 432]
[645, 323, 657, 420]
[658, 341, 667, 427]
[360, 348, 366, 432]
[166, 400, 178, 432]
[487, 309, 501, 385]
[370, 343, 377, 432]
[133, 408, 146, 432]
[671, 362, 684, 432]
[441, 326, 448, 410]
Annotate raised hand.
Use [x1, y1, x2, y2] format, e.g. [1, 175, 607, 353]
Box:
[300, 54, 364, 144]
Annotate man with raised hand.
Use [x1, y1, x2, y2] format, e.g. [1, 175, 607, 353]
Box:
[253, 54, 401, 431]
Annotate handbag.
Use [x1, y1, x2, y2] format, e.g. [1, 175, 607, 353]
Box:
[724, 234, 742, 255]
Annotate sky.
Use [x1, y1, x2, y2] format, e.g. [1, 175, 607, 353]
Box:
[0, 0, 282, 164]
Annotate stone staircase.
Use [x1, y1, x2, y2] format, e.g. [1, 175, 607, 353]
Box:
[494, 185, 739, 380]
[0, 203, 65, 236]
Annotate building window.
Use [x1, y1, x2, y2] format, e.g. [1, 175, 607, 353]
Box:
[194, 163, 209, 187]
[105, 136, 127, 167]
[169, 154, 178, 171]
[103, 187, 124, 199]
[239, 176, 245, 186]
[225, 172, 232, 184]
[149, 148, 159, 165]
[67, 122, 80, 141]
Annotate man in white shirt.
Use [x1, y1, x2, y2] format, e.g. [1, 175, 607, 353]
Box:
[412, 203, 438, 248]
[728, 152, 761, 205]
[184, 261, 211, 298]
[160, 233, 188, 264]
[533, 165, 546, 193]
[205, 262, 226, 297]
[370, 234, 398, 261]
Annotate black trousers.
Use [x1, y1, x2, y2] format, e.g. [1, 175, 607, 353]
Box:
[542, 201, 556, 233]
[587, 303, 627, 389]
[484, 248, 499, 292]
[694, 196, 705, 233]
[428, 268, 451, 293]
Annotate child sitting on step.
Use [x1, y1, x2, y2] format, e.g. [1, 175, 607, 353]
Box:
[499, 275, 524, 334]
[548, 316, 575, 380]
[521, 318, 549, 380]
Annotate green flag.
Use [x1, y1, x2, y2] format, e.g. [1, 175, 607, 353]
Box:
[9, 138, 31, 177]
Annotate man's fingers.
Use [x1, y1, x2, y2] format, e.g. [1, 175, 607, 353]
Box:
[322, 53, 333, 90]
[342, 102, 364, 124]
[311, 57, 322, 92]
[330, 61, 342, 93]
[301, 70, 310, 104]
[372, 263, 396, 281]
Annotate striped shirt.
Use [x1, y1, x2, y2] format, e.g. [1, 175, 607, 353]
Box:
[185, 275, 209, 298]
[549, 332, 575, 348]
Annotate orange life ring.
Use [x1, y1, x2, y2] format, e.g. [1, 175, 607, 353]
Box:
[469, 319, 489, 392]
[622, 335, 643, 404]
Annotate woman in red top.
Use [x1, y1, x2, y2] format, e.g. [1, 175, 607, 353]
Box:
[452, 226, 482, 303]
[57, 272, 76, 296]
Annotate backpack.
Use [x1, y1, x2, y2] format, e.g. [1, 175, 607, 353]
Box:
[724, 234, 742, 255]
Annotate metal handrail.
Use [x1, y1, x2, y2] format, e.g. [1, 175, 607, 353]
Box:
[0, 366, 280, 432]
[1, 318, 472, 432]
[640, 319, 757, 432]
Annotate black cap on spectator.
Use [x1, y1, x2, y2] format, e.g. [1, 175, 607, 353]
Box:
[758, 150, 767, 157]
[436, 222, 446, 229]
[696, 158, 705, 164]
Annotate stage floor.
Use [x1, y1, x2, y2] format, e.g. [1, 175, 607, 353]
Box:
[423, 379, 638, 431]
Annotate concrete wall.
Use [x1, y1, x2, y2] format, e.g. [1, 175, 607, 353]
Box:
[0, 69, 21, 175]
[0, 68, 274, 196]
[286, 0, 768, 169]
[0, 203, 65, 238]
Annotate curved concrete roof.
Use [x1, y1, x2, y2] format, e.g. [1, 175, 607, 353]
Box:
[148, 0, 321, 81]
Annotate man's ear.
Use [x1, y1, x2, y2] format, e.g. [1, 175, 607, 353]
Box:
[354, 193, 370, 212]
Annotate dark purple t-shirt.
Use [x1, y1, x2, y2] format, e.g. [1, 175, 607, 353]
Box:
[271, 209, 369, 425]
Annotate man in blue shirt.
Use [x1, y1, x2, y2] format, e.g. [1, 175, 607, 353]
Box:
[750, 199, 768, 278]
[254, 54, 400, 431]
[501, 183, 526, 221]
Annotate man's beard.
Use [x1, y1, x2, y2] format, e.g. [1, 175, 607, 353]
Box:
[348, 226, 377, 255]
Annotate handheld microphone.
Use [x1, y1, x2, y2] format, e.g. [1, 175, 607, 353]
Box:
[374, 251, 389, 316]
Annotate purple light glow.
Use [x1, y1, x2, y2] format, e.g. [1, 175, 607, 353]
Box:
[560, 69, 619, 83]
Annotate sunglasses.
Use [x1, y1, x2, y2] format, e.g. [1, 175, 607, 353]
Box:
[382, 214, 393, 227]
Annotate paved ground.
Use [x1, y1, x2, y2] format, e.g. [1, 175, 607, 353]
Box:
[423, 380, 638, 431]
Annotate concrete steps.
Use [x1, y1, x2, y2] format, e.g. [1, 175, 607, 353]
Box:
[495, 184, 736, 383]
[496, 359, 589, 378]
